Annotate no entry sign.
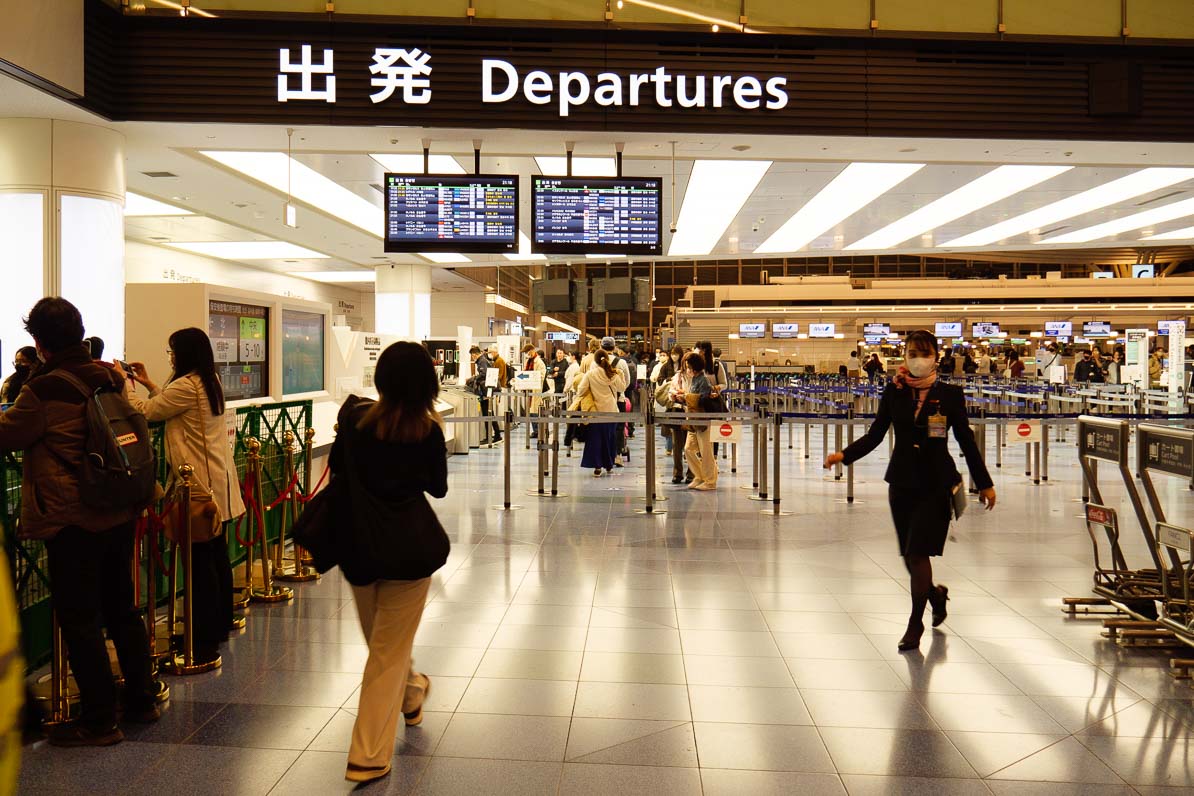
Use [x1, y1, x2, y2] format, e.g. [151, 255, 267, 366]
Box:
[712, 422, 742, 443]
[1008, 419, 1041, 444]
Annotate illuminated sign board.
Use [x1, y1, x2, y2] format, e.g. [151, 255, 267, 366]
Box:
[1083, 321, 1113, 338]
[972, 322, 1000, 337]
[1045, 321, 1073, 337]
[772, 323, 800, 338]
[738, 323, 766, 339]
[863, 323, 890, 336]
[809, 323, 835, 338]
[935, 322, 962, 338]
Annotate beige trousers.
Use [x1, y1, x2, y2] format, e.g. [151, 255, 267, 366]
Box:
[684, 425, 718, 486]
[348, 577, 432, 771]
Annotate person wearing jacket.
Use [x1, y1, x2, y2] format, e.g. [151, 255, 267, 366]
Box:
[522, 344, 547, 437]
[682, 352, 718, 490]
[0, 346, 37, 404]
[576, 349, 628, 477]
[825, 329, 996, 652]
[121, 327, 246, 665]
[469, 346, 501, 445]
[0, 298, 157, 746]
[668, 348, 694, 484]
[331, 342, 448, 784]
[562, 351, 584, 448]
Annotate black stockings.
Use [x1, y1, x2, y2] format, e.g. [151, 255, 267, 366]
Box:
[903, 554, 933, 627]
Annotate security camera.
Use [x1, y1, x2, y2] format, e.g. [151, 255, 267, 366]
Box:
[751, 223, 760, 233]
[669, 225, 678, 234]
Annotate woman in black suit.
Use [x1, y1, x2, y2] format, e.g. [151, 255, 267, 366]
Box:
[825, 329, 996, 652]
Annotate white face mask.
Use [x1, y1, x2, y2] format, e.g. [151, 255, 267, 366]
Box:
[906, 356, 936, 378]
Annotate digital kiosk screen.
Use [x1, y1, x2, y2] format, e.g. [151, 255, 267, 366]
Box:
[209, 300, 268, 402]
[863, 323, 890, 337]
[282, 309, 325, 394]
[739, 323, 766, 339]
[972, 322, 1000, 337]
[384, 173, 518, 253]
[531, 176, 662, 255]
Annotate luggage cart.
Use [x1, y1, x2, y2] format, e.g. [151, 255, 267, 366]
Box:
[1063, 416, 1165, 619]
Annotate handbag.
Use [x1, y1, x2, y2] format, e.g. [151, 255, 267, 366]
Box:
[163, 383, 222, 543]
[337, 423, 450, 586]
[950, 477, 967, 520]
[291, 476, 344, 574]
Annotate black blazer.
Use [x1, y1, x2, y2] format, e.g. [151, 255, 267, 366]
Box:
[842, 380, 993, 491]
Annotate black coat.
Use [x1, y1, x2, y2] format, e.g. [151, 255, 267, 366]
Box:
[842, 380, 993, 491]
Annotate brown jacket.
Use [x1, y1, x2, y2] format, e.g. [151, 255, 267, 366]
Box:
[0, 345, 144, 540]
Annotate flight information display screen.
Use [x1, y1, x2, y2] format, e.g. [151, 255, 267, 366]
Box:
[531, 177, 662, 255]
[383, 173, 518, 253]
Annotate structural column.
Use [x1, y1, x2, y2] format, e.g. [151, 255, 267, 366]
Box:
[375, 263, 432, 340]
[0, 118, 125, 383]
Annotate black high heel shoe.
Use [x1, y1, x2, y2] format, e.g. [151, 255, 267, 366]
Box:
[928, 585, 950, 628]
[897, 621, 924, 652]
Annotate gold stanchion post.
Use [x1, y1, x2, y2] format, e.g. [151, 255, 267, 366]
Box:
[165, 464, 220, 675]
[248, 437, 293, 603]
[135, 523, 171, 700]
[276, 429, 318, 582]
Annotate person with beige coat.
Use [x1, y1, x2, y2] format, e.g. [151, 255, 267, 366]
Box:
[576, 349, 629, 476]
[121, 327, 246, 664]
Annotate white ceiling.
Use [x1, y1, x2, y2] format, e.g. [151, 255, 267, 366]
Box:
[6, 71, 1194, 291]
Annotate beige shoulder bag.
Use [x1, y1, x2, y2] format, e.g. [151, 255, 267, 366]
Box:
[163, 380, 223, 543]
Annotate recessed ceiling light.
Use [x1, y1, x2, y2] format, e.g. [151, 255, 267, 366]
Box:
[669, 160, 771, 256]
[287, 271, 375, 283]
[165, 241, 329, 259]
[124, 192, 193, 216]
[845, 165, 1070, 251]
[369, 154, 465, 174]
[754, 162, 925, 253]
[200, 151, 382, 236]
[1039, 196, 1194, 243]
[941, 167, 1194, 247]
[535, 156, 618, 176]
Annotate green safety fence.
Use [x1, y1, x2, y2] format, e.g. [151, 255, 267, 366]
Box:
[2, 399, 313, 673]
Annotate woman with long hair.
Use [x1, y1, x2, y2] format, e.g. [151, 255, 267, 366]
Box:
[1, 346, 37, 403]
[121, 328, 246, 664]
[824, 329, 996, 651]
[682, 352, 718, 490]
[576, 349, 628, 477]
[332, 341, 448, 783]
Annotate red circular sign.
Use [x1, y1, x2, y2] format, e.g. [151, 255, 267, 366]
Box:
[1017, 422, 1032, 437]
[718, 423, 734, 438]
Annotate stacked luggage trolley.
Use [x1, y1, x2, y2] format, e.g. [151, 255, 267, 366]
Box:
[1065, 415, 1194, 681]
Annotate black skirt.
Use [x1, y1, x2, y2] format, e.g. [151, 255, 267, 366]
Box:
[888, 485, 952, 557]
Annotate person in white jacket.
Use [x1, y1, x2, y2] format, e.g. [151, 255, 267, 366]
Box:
[576, 350, 629, 476]
[120, 327, 246, 665]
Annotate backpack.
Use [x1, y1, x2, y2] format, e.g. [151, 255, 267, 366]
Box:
[56, 370, 157, 511]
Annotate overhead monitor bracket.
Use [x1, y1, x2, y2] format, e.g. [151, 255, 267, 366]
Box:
[565, 141, 574, 177]
[615, 142, 625, 178]
[421, 138, 431, 174]
[473, 139, 482, 175]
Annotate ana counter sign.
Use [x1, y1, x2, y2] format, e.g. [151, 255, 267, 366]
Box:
[1045, 321, 1072, 337]
[771, 323, 799, 338]
[809, 323, 835, 338]
[934, 322, 962, 338]
[738, 323, 766, 339]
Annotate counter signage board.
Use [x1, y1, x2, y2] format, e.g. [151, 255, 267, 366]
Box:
[1080, 423, 1124, 463]
[1141, 431, 1194, 478]
[738, 323, 766, 339]
[972, 322, 1000, 337]
[934, 322, 962, 338]
[1157, 523, 1192, 554]
[1045, 321, 1072, 337]
[863, 323, 889, 337]
[772, 323, 799, 338]
[809, 323, 835, 338]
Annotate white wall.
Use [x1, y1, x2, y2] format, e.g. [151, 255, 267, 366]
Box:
[0, 0, 84, 94]
[430, 292, 489, 338]
[123, 241, 374, 330]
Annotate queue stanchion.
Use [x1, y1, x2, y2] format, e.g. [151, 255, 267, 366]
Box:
[277, 429, 319, 582]
[41, 613, 75, 726]
[996, 422, 1003, 468]
[804, 421, 811, 460]
[1033, 440, 1041, 486]
[165, 464, 221, 674]
[746, 410, 760, 492]
[246, 438, 293, 603]
[300, 427, 317, 566]
[834, 421, 844, 481]
[493, 410, 522, 511]
[766, 412, 791, 516]
[749, 411, 770, 502]
[731, 439, 737, 473]
[1041, 424, 1050, 481]
[845, 419, 858, 504]
[528, 403, 568, 499]
[137, 514, 172, 701]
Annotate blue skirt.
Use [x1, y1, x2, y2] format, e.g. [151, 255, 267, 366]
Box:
[581, 422, 617, 470]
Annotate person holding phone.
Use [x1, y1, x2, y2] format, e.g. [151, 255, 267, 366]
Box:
[824, 329, 996, 652]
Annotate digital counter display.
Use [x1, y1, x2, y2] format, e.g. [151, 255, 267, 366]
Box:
[532, 176, 662, 255]
[384, 173, 518, 253]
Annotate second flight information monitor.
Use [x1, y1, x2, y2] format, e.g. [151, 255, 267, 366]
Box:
[532, 177, 662, 255]
[384, 173, 518, 254]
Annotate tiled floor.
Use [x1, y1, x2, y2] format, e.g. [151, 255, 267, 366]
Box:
[18, 423, 1194, 794]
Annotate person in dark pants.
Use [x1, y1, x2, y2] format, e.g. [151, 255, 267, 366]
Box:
[825, 329, 996, 652]
[0, 298, 157, 746]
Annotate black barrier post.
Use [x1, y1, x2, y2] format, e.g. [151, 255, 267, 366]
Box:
[1041, 425, 1049, 481]
[550, 401, 561, 497]
[636, 385, 667, 515]
[491, 410, 522, 511]
[834, 422, 844, 481]
[847, 421, 856, 503]
[768, 412, 791, 516]
[804, 421, 811, 459]
[1033, 441, 1041, 485]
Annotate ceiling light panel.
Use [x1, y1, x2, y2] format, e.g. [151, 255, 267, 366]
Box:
[754, 163, 925, 254]
[1039, 196, 1194, 244]
[1141, 225, 1194, 241]
[369, 154, 465, 174]
[200, 150, 382, 236]
[940, 167, 1194, 247]
[669, 160, 772, 256]
[845, 165, 1071, 250]
[534, 157, 618, 176]
[124, 192, 194, 216]
[167, 241, 329, 259]
[288, 271, 376, 283]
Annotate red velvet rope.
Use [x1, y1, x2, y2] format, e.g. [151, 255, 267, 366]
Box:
[232, 472, 263, 548]
[265, 470, 302, 511]
[296, 463, 330, 504]
[143, 505, 176, 577]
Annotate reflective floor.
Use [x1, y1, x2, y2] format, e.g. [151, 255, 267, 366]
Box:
[19, 423, 1194, 794]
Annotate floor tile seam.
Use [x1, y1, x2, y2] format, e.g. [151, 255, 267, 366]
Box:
[562, 719, 690, 762]
[1067, 731, 1164, 787]
[983, 730, 1137, 787]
